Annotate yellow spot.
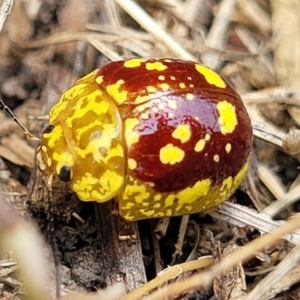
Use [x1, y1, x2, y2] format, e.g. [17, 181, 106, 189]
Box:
[194, 139, 205, 152]
[213, 154, 220, 162]
[154, 194, 162, 201]
[160, 144, 185, 165]
[225, 143, 232, 153]
[61, 84, 84, 101]
[154, 203, 161, 209]
[205, 134, 211, 141]
[74, 169, 124, 202]
[75, 118, 103, 138]
[220, 176, 233, 193]
[103, 144, 123, 163]
[166, 209, 172, 216]
[115, 90, 128, 103]
[217, 100, 238, 134]
[159, 83, 169, 91]
[140, 111, 149, 119]
[72, 172, 98, 200]
[170, 76, 176, 80]
[184, 205, 193, 212]
[146, 62, 167, 71]
[95, 76, 103, 84]
[106, 79, 128, 104]
[195, 64, 226, 88]
[168, 100, 177, 110]
[186, 93, 194, 100]
[172, 124, 191, 143]
[125, 118, 140, 146]
[123, 214, 135, 221]
[147, 86, 156, 93]
[43, 125, 63, 148]
[66, 92, 109, 128]
[189, 84, 194, 88]
[165, 194, 176, 207]
[187, 77, 192, 80]
[179, 82, 186, 89]
[158, 75, 165, 80]
[124, 58, 146, 68]
[175, 179, 211, 211]
[158, 103, 164, 110]
[100, 170, 124, 196]
[123, 183, 150, 204]
[75, 125, 121, 162]
[194, 133, 210, 152]
[233, 162, 248, 187]
[135, 94, 150, 104]
[47, 156, 52, 168]
[106, 79, 124, 92]
[122, 202, 135, 210]
[128, 158, 137, 170]
[164, 59, 172, 63]
[194, 135, 209, 152]
[134, 191, 149, 204]
[139, 209, 155, 217]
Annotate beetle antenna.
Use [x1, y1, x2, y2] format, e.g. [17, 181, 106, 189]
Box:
[0, 98, 40, 141]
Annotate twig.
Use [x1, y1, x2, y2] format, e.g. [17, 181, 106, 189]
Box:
[0, 0, 13, 32]
[115, 0, 197, 60]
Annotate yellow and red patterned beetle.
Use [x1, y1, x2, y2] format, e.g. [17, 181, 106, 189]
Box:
[36, 58, 253, 221]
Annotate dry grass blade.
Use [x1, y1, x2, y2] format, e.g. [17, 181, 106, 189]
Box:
[238, 0, 271, 37]
[210, 202, 300, 244]
[242, 87, 300, 106]
[202, 0, 238, 68]
[17, 30, 88, 48]
[263, 185, 300, 217]
[0, 134, 35, 168]
[142, 215, 300, 300]
[115, 0, 197, 60]
[86, 34, 123, 61]
[120, 257, 212, 300]
[271, 0, 300, 87]
[252, 121, 284, 147]
[0, 0, 13, 32]
[244, 240, 300, 300]
[256, 163, 286, 199]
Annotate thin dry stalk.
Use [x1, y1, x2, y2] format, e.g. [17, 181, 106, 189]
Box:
[142, 215, 300, 300]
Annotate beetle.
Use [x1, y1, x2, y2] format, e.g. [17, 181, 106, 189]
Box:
[1, 58, 253, 221]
